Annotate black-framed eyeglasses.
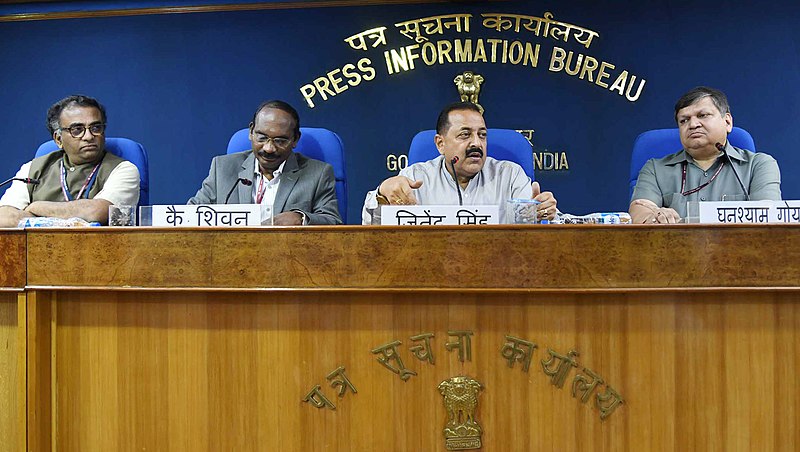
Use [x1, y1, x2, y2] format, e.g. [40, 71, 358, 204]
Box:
[59, 123, 106, 138]
[255, 135, 293, 149]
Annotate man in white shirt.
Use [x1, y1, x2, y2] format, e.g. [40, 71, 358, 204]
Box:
[0, 95, 140, 227]
[362, 102, 557, 224]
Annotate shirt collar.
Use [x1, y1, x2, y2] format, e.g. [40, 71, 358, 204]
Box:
[253, 158, 286, 181]
[62, 149, 106, 169]
[437, 155, 483, 190]
[661, 150, 690, 166]
[662, 140, 748, 166]
[723, 141, 749, 163]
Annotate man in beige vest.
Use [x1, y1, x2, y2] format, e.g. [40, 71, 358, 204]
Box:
[0, 95, 139, 227]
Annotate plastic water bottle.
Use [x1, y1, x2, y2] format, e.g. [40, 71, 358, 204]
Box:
[586, 212, 632, 224]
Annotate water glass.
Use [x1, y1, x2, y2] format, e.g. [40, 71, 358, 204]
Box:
[109, 204, 136, 226]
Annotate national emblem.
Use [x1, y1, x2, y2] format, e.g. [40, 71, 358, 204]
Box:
[438, 375, 484, 450]
[454, 71, 485, 113]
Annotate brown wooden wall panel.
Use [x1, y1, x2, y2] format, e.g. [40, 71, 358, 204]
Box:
[24, 225, 800, 290]
[0, 0, 463, 22]
[0, 230, 25, 289]
[37, 290, 799, 451]
[0, 293, 20, 452]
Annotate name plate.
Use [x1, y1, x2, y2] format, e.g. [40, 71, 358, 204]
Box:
[151, 204, 266, 227]
[381, 205, 500, 226]
[698, 200, 800, 224]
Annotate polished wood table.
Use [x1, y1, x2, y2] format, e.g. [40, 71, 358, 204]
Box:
[9, 225, 800, 451]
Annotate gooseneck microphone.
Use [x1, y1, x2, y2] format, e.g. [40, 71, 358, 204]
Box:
[449, 156, 463, 206]
[715, 142, 749, 200]
[0, 177, 39, 188]
[224, 177, 253, 204]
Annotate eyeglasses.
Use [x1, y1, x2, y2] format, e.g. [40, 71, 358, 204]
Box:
[255, 135, 293, 149]
[58, 123, 106, 138]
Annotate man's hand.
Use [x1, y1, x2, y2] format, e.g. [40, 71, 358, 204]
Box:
[378, 176, 423, 205]
[629, 199, 681, 224]
[272, 211, 303, 226]
[0, 206, 34, 228]
[531, 181, 557, 221]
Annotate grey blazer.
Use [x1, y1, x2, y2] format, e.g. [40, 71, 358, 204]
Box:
[188, 151, 342, 225]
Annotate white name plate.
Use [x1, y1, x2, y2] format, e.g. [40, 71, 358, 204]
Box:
[151, 204, 267, 227]
[698, 200, 800, 224]
[381, 205, 500, 226]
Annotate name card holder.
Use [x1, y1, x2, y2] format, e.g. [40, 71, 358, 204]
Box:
[697, 200, 800, 224]
[140, 204, 271, 227]
[380, 205, 500, 226]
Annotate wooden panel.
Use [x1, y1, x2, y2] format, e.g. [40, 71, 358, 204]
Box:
[0, 293, 19, 452]
[0, 231, 27, 451]
[25, 225, 800, 290]
[0, 0, 460, 22]
[26, 291, 53, 452]
[0, 230, 25, 289]
[0, 228, 25, 452]
[43, 290, 799, 451]
[775, 299, 800, 450]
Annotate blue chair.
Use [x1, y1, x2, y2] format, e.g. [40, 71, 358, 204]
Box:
[227, 127, 348, 223]
[407, 129, 535, 181]
[36, 137, 150, 206]
[629, 126, 756, 197]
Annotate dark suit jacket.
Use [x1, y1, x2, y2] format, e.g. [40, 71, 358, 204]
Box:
[188, 151, 342, 225]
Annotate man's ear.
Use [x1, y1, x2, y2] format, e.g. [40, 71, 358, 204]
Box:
[434, 134, 445, 155]
[53, 130, 63, 149]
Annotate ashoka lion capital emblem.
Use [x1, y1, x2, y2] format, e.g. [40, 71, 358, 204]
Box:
[438, 375, 483, 450]
[454, 70, 485, 114]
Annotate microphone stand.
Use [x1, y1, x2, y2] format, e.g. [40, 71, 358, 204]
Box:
[224, 178, 253, 204]
[449, 157, 463, 206]
[715, 142, 749, 200]
[1, 177, 39, 189]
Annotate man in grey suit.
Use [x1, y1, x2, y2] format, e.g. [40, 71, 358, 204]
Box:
[189, 100, 342, 225]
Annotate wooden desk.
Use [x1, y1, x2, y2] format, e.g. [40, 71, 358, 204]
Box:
[15, 226, 800, 450]
[0, 230, 25, 452]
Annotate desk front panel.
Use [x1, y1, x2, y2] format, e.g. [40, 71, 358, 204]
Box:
[0, 230, 24, 452]
[35, 290, 798, 451]
[25, 225, 800, 290]
[0, 293, 21, 452]
[21, 226, 800, 450]
[0, 230, 25, 289]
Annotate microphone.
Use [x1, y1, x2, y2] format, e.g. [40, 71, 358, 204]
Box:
[224, 177, 253, 204]
[0, 177, 39, 188]
[449, 156, 463, 206]
[715, 142, 749, 200]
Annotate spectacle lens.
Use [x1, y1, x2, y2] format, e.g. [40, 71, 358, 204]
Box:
[256, 136, 292, 148]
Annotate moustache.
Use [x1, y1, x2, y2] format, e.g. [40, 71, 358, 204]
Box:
[465, 147, 484, 158]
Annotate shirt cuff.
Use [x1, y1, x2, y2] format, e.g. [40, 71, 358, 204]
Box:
[291, 209, 308, 225]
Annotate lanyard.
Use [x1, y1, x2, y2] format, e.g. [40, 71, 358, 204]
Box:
[60, 159, 101, 201]
[255, 170, 282, 204]
[680, 160, 725, 196]
[255, 176, 265, 204]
